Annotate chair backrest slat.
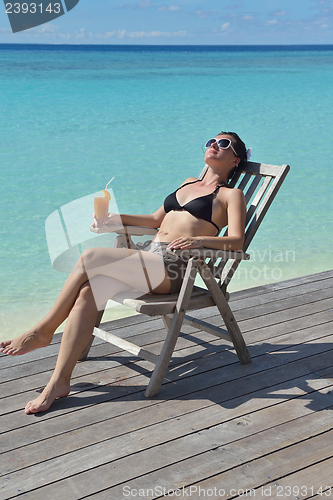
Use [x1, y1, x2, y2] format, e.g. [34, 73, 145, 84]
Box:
[228, 169, 246, 189]
[199, 161, 290, 288]
[245, 176, 272, 227]
[243, 168, 288, 252]
[235, 172, 254, 197]
[243, 174, 265, 206]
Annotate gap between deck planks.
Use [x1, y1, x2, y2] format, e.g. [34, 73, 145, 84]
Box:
[0, 271, 332, 499]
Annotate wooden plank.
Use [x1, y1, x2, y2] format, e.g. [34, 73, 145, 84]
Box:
[0, 278, 329, 381]
[2, 340, 333, 489]
[1, 285, 331, 391]
[1, 310, 332, 417]
[244, 175, 272, 226]
[93, 327, 158, 365]
[2, 319, 332, 455]
[234, 290, 333, 327]
[0, 344, 330, 492]
[202, 434, 333, 500]
[0, 270, 332, 500]
[232, 458, 333, 499]
[243, 165, 290, 253]
[124, 293, 214, 316]
[5, 381, 333, 500]
[222, 278, 333, 328]
[125, 277, 333, 343]
[1, 282, 330, 385]
[242, 173, 262, 204]
[2, 291, 332, 413]
[189, 296, 333, 342]
[1, 271, 331, 374]
[182, 315, 231, 341]
[208, 295, 333, 343]
[236, 171, 252, 191]
[229, 273, 333, 310]
[229, 270, 333, 302]
[89, 430, 333, 500]
[3, 358, 333, 478]
[3, 367, 333, 495]
[183, 276, 333, 330]
[268, 470, 333, 500]
[0, 318, 326, 444]
[245, 161, 290, 177]
[228, 162, 286, 186]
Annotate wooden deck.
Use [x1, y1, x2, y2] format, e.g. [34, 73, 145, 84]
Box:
[1, 270, 333, 500]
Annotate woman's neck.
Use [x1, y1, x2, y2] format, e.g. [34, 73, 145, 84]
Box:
[202, 169, 228, 187]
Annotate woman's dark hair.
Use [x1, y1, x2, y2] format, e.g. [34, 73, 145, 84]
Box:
[218, 131, 247, 182]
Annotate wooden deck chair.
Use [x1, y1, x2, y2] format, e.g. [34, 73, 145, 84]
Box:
[81, 161, 290, 397]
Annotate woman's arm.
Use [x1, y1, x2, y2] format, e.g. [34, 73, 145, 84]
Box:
[168, 188, 246, 251]
[93, 177, 196, 229]
[94, 205, 166, 229]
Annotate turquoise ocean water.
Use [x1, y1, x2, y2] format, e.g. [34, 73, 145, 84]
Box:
[0, 44, 332, 341]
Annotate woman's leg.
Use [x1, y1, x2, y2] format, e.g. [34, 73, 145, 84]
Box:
[0, 247, 170, 356]
[25, 276, 134, 414]
[0, 255, 93, 355]
[24, 265, 163, 414]
[25, 277, 131, 414]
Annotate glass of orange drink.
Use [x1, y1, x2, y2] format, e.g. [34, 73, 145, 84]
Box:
[94, 189, 111, 222]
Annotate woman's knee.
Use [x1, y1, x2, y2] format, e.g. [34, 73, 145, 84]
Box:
[72, 249, 98, 274]
[80, 248, 97, 268]
[80, 247, 120, 272]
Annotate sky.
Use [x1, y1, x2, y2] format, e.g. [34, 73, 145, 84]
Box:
[0, 0, 333, 45]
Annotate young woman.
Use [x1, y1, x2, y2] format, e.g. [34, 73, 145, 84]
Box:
[0, 131, 248, 414]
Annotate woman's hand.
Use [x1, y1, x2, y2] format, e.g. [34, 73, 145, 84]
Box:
[91, 212, 122, 228]
[167, 237, 203, 250]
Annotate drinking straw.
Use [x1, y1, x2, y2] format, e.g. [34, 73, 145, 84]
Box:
[105, 177, 114, 189]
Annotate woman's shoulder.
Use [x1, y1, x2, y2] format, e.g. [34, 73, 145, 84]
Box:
[179, 176, 199, 187]
[217, 186, 246, 203]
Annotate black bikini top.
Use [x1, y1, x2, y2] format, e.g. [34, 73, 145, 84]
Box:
[163, 179, 226, 234]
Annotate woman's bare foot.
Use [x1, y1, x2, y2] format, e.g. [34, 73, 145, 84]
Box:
[0, 328, 53, 356]
[25, 380, 71, 414]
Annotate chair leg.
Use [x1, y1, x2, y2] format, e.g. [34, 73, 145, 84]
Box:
[161, 315, 172, 330]
[197, 260, 251, 365]
[144, 258, 197, 398]
[78, 308, 105, 361]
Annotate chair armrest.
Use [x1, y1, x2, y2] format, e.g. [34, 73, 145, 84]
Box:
[167, 248, 250, 261]
[90, 224, 158, 236]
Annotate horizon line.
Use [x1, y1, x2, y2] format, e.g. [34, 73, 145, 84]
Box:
[0, 42, 333, 46]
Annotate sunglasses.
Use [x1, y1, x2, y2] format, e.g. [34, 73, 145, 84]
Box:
[205, 138, 238, 157]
